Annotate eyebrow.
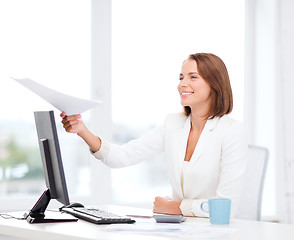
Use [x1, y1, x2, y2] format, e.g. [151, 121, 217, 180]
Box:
[179, 72, 199, 76]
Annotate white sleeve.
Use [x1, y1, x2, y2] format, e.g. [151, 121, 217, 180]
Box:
[180, 122, 248, 217]
[91, 125, 165, 168]
[90, 137, 110, 160]
[180, 199, 209, 217]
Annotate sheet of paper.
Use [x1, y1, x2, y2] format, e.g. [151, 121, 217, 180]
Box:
[12, 77, 102, 115]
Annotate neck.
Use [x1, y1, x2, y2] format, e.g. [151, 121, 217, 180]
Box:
[189, 102, 210, 129]
[190, 112, 207, 132]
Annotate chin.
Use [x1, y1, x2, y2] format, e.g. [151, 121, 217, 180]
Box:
[180, 101, 190, 107]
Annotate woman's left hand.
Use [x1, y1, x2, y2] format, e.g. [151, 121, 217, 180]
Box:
[153, 196, 182, 215]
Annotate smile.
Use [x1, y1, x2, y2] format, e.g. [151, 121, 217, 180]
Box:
[182, 92, 193, 96]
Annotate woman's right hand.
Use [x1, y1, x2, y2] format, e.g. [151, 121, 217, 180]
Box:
[60, 112, 86, 135]
[60, 112, 102, 152]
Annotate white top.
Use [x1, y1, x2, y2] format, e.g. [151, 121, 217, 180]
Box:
[92, 113, 248, 217]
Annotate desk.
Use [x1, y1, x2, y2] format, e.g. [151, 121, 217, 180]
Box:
[0, 205, 293, 240]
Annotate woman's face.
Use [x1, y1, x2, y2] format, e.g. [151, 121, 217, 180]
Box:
[178, 59, 211, 112]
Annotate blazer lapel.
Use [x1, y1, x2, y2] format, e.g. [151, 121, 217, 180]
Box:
[174, 116, 191, 198]
[177, 116, 191, 163]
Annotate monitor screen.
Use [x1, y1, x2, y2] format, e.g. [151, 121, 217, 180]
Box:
[24, 110, 77, 223]
[34, 110, 70, 205]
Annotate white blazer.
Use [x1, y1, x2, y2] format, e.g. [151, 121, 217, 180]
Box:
[92, 113, 248, 217]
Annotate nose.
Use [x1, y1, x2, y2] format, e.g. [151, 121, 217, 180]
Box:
[179, 77, 188, 86]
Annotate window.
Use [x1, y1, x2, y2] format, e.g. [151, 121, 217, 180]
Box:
[111, 0, 245, 207]
[0, 0, 91, 209]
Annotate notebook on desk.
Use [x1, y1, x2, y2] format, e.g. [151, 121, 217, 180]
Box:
[24, 110, 135, 224]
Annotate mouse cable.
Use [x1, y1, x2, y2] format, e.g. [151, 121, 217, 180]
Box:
[0, 213, 26, 220]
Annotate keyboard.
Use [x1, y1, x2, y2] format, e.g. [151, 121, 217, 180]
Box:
[61, 207, 136, 224]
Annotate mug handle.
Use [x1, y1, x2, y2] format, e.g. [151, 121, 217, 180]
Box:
[200, 201, 209, 213]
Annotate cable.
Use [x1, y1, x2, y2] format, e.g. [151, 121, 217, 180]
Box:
[47, 209, 60, 213]
[0, 213, 26, 220]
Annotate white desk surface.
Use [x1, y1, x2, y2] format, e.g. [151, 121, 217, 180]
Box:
[0, 205, 294, 240]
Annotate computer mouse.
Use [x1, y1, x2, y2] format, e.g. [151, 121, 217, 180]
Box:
[65, 202, 84, 208]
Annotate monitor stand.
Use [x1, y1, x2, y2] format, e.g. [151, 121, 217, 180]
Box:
[24, 189, 77, 223]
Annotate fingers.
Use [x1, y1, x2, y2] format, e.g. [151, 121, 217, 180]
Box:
[153, 202, 164, 213]
[61, 116, 81, 125]
[153, 196, 181, 215]
[154, 196, 169, 202]
[153, 198, 159, 213]
[153, 196, 166, 213]
[60, 112, 67, 118]
[63, 120, 81, 132]
[60, 112, 81, 120]
[153, 196, 163, 204]
[153, 208, 159, 213]
[60, 112, 83, 133]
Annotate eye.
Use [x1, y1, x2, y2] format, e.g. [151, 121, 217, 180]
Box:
[191, 75, 198, 79]
[179, 76, 183, 81]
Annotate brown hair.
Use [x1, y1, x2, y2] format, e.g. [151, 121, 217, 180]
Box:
[183, 53, 233, 119]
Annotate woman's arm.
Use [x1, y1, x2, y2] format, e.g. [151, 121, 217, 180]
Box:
[61, 112, 166, 168]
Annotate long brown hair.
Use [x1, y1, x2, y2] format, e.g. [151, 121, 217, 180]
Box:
[184, 53, 233, 119]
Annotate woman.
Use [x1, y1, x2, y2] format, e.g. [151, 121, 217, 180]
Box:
[61, 53, 248, 217]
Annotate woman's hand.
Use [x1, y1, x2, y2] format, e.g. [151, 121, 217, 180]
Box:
[60, 112, 101, 152]
[60, 112, 86, 136]
[153, 196, 182, 215]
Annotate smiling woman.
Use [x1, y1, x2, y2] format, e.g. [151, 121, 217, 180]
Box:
[111, 0, 245, 208]
[61, 51, 248, 217]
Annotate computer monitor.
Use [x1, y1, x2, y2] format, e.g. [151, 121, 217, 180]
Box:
[24, 110, 77, 223]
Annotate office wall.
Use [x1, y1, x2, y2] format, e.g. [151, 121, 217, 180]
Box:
[245, 0, 277, 219]
[275, 0, 294, 224]
[246, 0, 294, 223]
[89, 0, 112, 205]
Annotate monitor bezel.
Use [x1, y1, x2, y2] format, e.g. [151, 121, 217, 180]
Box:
[24, 110, 76, 223]
[34, 110, 70, 206]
